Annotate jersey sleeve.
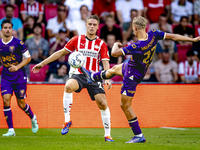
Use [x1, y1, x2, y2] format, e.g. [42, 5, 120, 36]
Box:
[19, 40, 28, 53]
[20, 3, 26, 14]
[64, 36, 78, 52]
[39, 3, 44, 14]
[100, 42, 109, 61]
[155, 30, 166, 40]
[122, 43, 138, 55]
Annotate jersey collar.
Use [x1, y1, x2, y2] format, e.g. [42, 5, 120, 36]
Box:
[2, 36, 13, 45]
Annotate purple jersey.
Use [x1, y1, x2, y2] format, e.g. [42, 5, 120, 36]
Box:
[122, 29, 165, 83]
[0, 37, 28, 83]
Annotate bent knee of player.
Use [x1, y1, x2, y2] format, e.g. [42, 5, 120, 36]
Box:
[17, 99, 25, 109]
[120, 102, 130, 110]
[96, 98, 107, 109]
[2, 95, 11, 106]
[65, 79, 79, 93]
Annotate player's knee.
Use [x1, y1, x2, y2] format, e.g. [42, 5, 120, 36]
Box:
[97, 99, 107, 109]
[3, 97, 10, 106]
[120, 102, 129, 110]
[17, 99, 25, 109]
[65, 84, 74, 93]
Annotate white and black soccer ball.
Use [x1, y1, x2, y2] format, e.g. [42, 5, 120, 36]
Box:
[68, 51, 85, 68]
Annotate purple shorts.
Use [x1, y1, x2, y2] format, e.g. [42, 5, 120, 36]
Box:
[1, 78, 27, 99]
[121, 63, 139, 97]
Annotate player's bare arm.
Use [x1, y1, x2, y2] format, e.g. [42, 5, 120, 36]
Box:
[111, 42, 123, 57]
[32, 48, 69, 73]
[9, 57, 31, 72]
[102, 60, 112, 89]
[165, 33, 200, 42]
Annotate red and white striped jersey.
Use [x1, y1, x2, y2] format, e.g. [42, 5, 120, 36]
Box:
[178, 60, 200, 81]
[64, 35, 109, 75]
[20, 1, 44, 17]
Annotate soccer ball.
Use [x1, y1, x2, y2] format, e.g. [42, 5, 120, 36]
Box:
[68, 51, 85, 68]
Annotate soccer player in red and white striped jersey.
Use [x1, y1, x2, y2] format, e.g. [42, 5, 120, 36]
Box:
[32, 15, 114, 142]
[178, 50, 200, 83]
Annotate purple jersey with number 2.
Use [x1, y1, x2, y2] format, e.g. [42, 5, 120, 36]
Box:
[121, 30, 165, 96]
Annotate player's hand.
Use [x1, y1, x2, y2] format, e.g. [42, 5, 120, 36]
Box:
[8, 64, 19, 72]
[193, 36, 200, 42]
[115, 42, 123, 48]
[31, 63, 44, 73]
[105, 79, 112, 90]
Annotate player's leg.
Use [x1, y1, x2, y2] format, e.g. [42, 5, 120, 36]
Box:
[61, 78, 80, 135]
[81, 64, 123, 84]
[15, 83, 38, 134]
[2, 94, 15, 136]
[87, 81, 113, 141]
[95, 93, 114, 142]
[120, 95, 146, 143]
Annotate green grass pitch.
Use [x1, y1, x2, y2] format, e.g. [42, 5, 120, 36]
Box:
[0, 128, 199, 150]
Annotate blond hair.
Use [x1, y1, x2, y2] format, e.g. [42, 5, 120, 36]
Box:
[132, 16, 147, 29]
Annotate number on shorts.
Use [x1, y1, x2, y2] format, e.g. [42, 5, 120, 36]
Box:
[98, 82, 104, 91]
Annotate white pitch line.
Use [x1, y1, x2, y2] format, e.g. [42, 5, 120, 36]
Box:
[160, 127, 189, 130]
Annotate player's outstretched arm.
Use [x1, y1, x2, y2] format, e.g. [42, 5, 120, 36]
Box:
[32, 48, 69, 73]
[111, 42, 124, 57]
[165, 33, 200, 42]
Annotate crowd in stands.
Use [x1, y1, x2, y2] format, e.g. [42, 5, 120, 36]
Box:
[0, 0, 200, 84]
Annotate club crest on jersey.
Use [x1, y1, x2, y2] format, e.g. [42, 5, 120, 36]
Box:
[9, 46, 15, 53]
[94, 45, 99, 49]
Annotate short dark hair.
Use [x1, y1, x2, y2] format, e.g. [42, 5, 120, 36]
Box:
[80, 5, 88, 11]
[87, 15, 100, 24]
[106, 14, 114, 20]
[1, 19, 13, 28]
[186, 50, 194, 57]
[4, 4, 15, 11]
[33, 23, 42, 29]
[180, 16, 188, 22]
[57, 3, 66, 10]
[130, 9, 138, 13]
[159, 13, 167, 18]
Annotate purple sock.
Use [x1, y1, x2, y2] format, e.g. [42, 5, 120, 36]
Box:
[92, 71, 102, 81]
[128, 117, 142, 135]
[93, 70, 110, 81]
[22, 104, 34, 119]
[3, 106, 13, 129]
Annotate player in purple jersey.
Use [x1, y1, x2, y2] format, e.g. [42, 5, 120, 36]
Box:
[0, 19, 39, 136]
[81, 16, 200, 143]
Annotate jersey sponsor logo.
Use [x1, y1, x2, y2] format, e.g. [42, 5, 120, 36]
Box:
[122, 90, 127, 95]
[129, 75, 134, 80]
[1, 90, 7, 93]
[9, 46, 15, 53]
[1, 54, 16, 62]
[79, 50, 99, 58]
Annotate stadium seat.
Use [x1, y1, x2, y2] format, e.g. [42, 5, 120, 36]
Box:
[0, 4, 18, 19]
[194, 25, 200, 37]
[44, 4, 58, 22]
[29, 64, 49, 82]
[177, 44, 192, 63]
